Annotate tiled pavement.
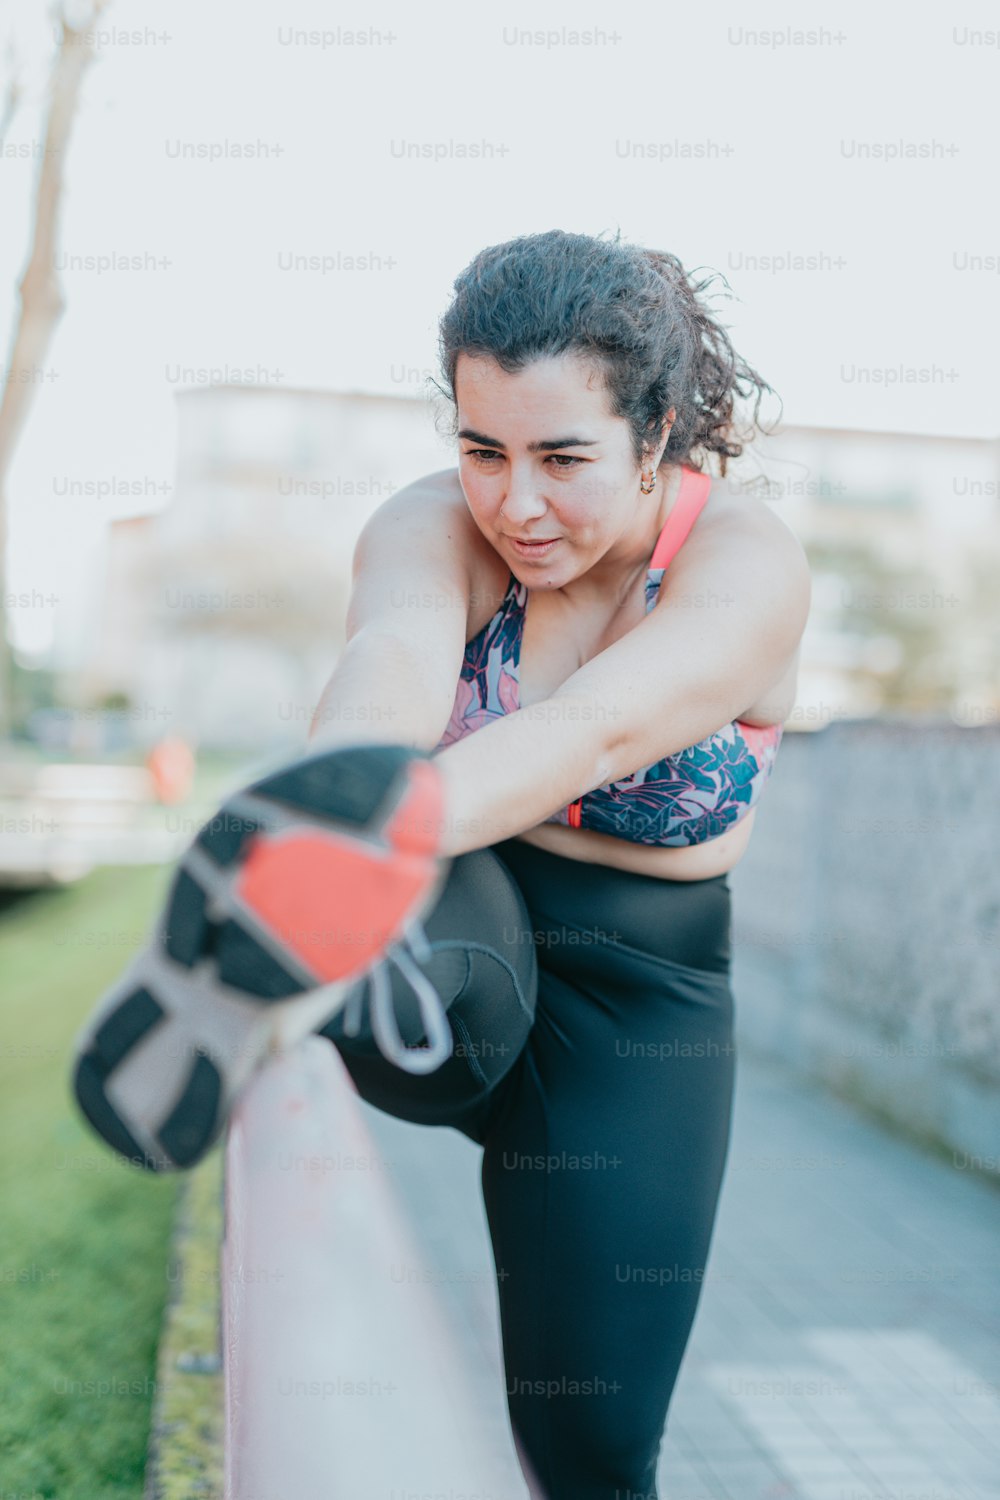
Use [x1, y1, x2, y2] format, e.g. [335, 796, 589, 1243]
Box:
[356, 1046, 1000, 1499]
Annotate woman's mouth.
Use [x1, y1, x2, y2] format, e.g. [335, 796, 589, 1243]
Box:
[508, 536, 560, 558]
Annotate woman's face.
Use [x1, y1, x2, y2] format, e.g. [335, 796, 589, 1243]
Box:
[454, 350, 667, 590]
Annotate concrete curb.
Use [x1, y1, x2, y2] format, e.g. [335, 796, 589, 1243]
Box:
[143, 1147, 225, 1500]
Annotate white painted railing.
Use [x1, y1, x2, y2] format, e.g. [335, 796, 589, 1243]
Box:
[221, 1036, 538, 1498]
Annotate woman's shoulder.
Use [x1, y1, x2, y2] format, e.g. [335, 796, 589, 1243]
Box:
[697, 469, 786, 535]
[699, 469, 807, 550]
[382, 466, 514, 643]
[661, 463, 809, 683]
[691, 471, 811, 609]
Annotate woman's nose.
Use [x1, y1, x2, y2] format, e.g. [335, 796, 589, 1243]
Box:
[499, 468, 548, 525]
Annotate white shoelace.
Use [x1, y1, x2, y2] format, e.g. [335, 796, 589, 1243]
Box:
[339, 916, 454, 1075]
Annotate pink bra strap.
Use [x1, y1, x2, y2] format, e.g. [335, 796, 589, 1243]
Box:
[649, 467, 712, 570]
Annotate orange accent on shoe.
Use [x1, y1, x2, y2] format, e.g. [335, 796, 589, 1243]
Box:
[234, 830, 435, 983]
[382, 760, 444, 856]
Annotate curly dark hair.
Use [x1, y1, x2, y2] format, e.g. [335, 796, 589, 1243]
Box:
[432, 228, 780, 479]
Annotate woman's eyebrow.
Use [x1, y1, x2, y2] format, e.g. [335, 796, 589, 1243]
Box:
[458, 428, 600, 453]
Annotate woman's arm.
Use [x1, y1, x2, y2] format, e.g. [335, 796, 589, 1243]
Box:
[305, 475, 809, 864]
[430, 506, 811, 858]
[306, 470, 475, 755]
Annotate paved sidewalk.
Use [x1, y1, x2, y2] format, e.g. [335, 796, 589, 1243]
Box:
[356, 1046, 1000, 1500]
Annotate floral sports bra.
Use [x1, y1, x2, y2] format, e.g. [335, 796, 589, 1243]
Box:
[435, 465, 784, 847]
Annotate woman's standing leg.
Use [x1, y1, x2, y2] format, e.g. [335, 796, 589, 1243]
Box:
[479, 840, 736, 1500]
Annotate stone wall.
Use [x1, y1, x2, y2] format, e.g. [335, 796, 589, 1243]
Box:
[728, 720, 1000, 1178]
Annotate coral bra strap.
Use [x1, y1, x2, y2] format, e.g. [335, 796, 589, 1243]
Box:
[648, 467, 712, 570]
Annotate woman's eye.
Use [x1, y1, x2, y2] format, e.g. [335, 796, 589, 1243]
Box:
[463, 450, 584, 469]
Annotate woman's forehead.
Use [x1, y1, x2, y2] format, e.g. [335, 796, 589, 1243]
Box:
[454, 351, 615, 422]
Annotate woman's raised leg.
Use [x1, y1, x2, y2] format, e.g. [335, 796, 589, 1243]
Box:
[317, 843, 539, 1139]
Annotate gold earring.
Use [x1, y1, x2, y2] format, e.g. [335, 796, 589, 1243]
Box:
[639, 469, 657, 495]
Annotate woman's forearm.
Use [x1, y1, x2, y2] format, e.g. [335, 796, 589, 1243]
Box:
[430, 694, 621, 858]
[306, 629, 452, 755]
[304, 639, 618, 858]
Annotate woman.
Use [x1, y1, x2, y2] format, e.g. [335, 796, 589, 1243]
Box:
[72, 229, 811, 1499]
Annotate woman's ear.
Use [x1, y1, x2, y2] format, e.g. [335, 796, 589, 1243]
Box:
[657, 409, 676, 463]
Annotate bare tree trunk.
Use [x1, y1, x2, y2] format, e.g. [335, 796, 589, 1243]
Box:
[0, 2, 109, 738]
[0, 51, 23, 150]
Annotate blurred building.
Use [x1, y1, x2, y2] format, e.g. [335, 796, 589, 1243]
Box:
[722, 425, 1000, 728]
[75, 385, 455, 751]
[73, 385, 1000, 750]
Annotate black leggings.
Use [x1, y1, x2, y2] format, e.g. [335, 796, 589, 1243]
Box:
[318, 836, 736, 1500]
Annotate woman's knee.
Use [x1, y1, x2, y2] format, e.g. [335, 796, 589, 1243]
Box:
[323, 846, 536, 1043]
[316, 845, 538, 1121]
[422, 844, 538, 991]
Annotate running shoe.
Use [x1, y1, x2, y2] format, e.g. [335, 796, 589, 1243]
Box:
[70, 744, 454, 1173]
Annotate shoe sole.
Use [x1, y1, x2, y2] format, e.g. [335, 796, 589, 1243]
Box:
[71, 747, 449, 1172]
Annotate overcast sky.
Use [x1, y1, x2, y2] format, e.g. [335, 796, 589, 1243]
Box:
[2, 0, 998, 660]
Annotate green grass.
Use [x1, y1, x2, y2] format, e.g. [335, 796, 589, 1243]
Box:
[0, 865, 181, 1499]
[145, 1155, 224, 1500]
